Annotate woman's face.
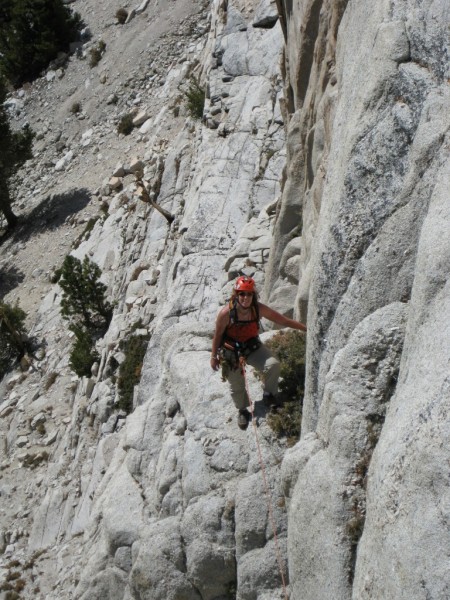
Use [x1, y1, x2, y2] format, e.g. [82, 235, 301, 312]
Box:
[237, 291, 253, 308]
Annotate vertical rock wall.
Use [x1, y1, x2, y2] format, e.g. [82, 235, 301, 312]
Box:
[1, 1, 449, 599]
[275, 0, 450, 598]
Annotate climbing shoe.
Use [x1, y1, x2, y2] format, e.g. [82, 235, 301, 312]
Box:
[237, 409, 250, 430]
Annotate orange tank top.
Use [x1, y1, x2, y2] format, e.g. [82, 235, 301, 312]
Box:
[225, 306, 260, 343]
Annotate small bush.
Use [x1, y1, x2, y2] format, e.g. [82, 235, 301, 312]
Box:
[0, 586, 20, 598]
[36, 422, 46, 436]
[69, 325, 99, 377]
[266, 330, 306, 404]
[89, 48, 102, 68]
[44, 371, 58, 390]
[0, 301, 27, 380]
[117, 113, 134, 135]
[184, 76, 205, 119]
[50, 266, 62, 284]
[1, 568, 26, 593]
[14, 579, 26, 593]
[116, 8, 128, 24]
[267, 401, 302, 446]
[70, 101, 81, 114]
[265, 330, 306, 443]
[23, 550, 46, 570]
[89, 40, 106, 68]
[117, 332, 150, 413]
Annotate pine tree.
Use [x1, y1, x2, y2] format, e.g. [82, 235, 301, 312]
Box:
[184, 76, 205, 119]
[68, 324, 100, 377]
[0, 0, 81, 86]
[59, 255, 112, 331]
[58, 255, 112, 378]
[0, 76, 33, 228]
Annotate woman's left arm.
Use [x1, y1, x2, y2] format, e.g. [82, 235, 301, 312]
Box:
[258, 303, 307, 332]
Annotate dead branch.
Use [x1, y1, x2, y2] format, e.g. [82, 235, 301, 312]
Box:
[135, 174, 175, 225]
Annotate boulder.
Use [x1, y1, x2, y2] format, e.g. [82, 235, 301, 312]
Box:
[252, 0, 279, 29]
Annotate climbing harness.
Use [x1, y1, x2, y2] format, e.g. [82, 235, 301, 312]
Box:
[239, 355, 289, 600]
[222, 335, 262, 359]
[219, 334, 262, 381]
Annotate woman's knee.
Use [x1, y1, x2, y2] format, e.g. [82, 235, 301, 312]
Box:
[265, 356, 280, 377]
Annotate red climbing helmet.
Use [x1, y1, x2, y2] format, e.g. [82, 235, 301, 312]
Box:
[234, 275, 256, 293]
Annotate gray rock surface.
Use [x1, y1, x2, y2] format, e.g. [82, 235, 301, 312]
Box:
[1, 1, 289, 598]
[0, 0, 448, 599]
[272, 0, 450, 598]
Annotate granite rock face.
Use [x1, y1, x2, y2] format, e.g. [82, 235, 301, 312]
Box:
[274, 0, 450, 598]
[0, 0, 449, 598]
[0, 1, 289, 598]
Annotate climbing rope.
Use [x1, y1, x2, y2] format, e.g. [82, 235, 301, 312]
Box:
[239, 356, 289, 600]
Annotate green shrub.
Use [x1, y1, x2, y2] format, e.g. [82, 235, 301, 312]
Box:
[36, 422, 46, 435]
[50, 266, 62, 284]
[0, 0, 82, 87]
[116, 8, 128, 24]
[0, 585, 21, 597]
[59, 255, 112, 331]
[89, 46, 102, 69]
[0, 566, 26, 593]
[265, 330, 306, 444]
[58, 255, 112, 378]
[184, 76, 205, 119]
[117, 113, 134, 135]
[117, 332, 150, 413]
[69, 324, 99, 377]
[266, 330, 306, 403]
[70, 101, 81, 114]
[43, 371, 57, 390]
[89, 41, 106, 68]
[267, 401, 302, 446]
[0, 300, 27, 379]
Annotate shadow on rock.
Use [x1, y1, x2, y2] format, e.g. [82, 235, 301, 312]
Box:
[0, 264, 25, 297]
[0, 187, 92, 246]
[252, 400, 270, 420]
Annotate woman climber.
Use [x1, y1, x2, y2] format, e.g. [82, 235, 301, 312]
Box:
[210, 275, 307, 430]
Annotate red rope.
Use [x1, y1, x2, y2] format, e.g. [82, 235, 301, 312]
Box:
[240, 357, 289, 600]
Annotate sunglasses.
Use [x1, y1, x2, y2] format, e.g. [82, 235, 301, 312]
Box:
[238, 292, 253, 297]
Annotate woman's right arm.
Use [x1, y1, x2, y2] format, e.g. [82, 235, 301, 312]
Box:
[210, 308, 229, 371]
